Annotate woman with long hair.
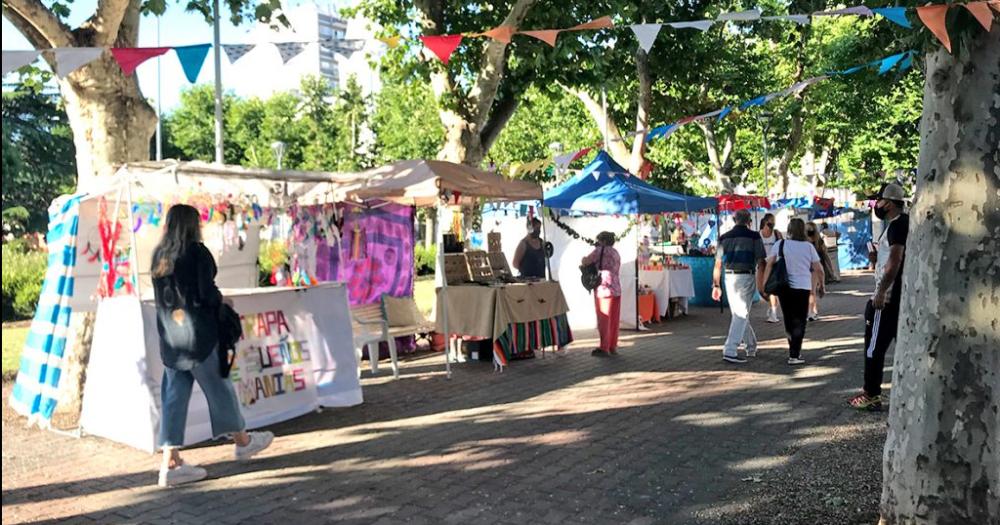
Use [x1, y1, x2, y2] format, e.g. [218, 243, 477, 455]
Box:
[581, 231, 622, 356]
[152, 204, 273, 487]
[759, 213, 782, 323]
[760, 218, 825, 365]
[806, 221, 833, 321]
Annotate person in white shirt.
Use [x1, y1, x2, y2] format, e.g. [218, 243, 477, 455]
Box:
[758, 214, 782, 323]
[759, 218, 826, 365]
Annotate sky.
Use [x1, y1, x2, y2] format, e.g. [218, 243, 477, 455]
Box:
[2, 0, 355, 111]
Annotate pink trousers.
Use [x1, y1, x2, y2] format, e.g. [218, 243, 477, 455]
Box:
[594, 295, 622, 353]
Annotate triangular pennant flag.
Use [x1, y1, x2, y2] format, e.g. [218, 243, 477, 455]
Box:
[668, 20, 715, 31]
[2, 50, 41, 76]
[963, 2, 994, 31]
[52, 48, 103, 78]
[222, 44, 255, 63]
[378, 36, 401, 48]
[570, 16, 614, 31]
[762, 15, 811, 25]
[570, 147, 591, 164]
[693, 109, 724, 121]
[630, 24, 662, 53]
[520, 29, 561, 46]
[898, 52, 914, 73]
[990, 0, 1000, 14]
[917, 5, 952, 53]
[814, 6, 874, 17]
[718, 9, 762, 22]
[717, 106, 733, 122]
[645, 123, 678, 142]
[554, 151, 577, 170]
[872, 7, 912, 28]
[478, 26, 515, 44]
[275, 42, 306, 64]
[110, 47, 170, 76]
[739, 94, 769, 110]
[419, 34, 463, 63]
[836, 64, 867, 75]
[174, 44, 211, 83]
[878, 51, 907, 75]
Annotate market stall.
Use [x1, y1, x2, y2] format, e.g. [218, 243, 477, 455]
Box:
[12, 160, 365, 445]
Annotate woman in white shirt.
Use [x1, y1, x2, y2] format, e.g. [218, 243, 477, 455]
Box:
[759, 218, 825, 365]
[759, 214, 782, 323]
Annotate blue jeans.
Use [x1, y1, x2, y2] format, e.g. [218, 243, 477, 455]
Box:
[159, 351, 245, 448]
[723, 273, 758, 357]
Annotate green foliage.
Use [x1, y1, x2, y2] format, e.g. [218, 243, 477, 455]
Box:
[414, 244, 437, 276]
[1, 241, 46, 322]
[371, 72, 444, 163]
[2, 73, 76, 233]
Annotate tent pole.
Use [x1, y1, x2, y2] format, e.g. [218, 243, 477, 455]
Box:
[717, 207, 723, 314]
[635, 221, 640, 330]
[541, 205, 552, 281]
[437, 202, 451, 379]
[125, 177, 141, 298]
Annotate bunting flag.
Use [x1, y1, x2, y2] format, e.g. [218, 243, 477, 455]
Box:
[275, 42, 306, 64]
[815, 6, 874, 17]
[321, 39, 365, 55]
[762, 15, 811, 25]
[479, 26, 516, 44]
[521, 29, 562, 46]
[2, 50, 41, 75]
[378, 36, 401, 48]
[964, 2, 995, 31]
[717, 106, 733, 122]
[569, 16, 614, 31]
[222, 44, 255, 63]
[991, 0, 1000, 14]
[52, 48, 103, 78]
[668, 20, 715, 31]
[645, 123, 677, 142]
[916, 5, 952, 53]
[872, 7, 911, 28]
[739, 94, 769, 110]
[110, 47, 169, 76]
[554, 151, 578, 171]
[899, 52, 914, 73]
[877, 51, 907, 75]
[630, 24, 662, 53]
[718, 9, 762, 22]
[419, 35, 463, 63]
[174, 44, 211, 83]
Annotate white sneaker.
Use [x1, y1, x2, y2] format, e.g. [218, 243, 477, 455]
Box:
[235, 431, 274, 461]
[787, 357, 806, 365]
[766, 310, 780, 323]
[746, 348, 757, 358]
[158, 463, 207, 487]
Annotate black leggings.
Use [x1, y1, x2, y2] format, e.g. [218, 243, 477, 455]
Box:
[777, 288, 811, 358]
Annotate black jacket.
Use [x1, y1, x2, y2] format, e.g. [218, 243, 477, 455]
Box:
[152, 242, 223, 370]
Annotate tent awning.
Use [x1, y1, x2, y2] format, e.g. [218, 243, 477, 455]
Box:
[717, 194, 771, 212]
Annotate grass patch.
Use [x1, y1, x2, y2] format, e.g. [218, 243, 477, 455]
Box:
[413, 277, 435, 317]
[2, 325, 29, 380]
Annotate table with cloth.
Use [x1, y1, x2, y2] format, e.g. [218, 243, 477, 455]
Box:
[639, 268, 696, 318]
[436, 281, 573, 368]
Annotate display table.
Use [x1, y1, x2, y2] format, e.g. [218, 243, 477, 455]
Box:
[639, 267, 695, 317]
[436, 281, 573, 367]
[79, 283, 362, 452]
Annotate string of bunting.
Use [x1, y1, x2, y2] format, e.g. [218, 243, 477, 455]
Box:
[3, 2, 995, 79]
[548, 209, 637, 246]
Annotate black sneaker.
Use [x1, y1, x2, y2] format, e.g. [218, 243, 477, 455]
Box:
[591, 349, 609, 357]
[723, 355, 747, 364]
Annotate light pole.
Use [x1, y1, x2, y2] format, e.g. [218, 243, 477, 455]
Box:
[758, 112, 772, 199]
[212, 0, 224, 164]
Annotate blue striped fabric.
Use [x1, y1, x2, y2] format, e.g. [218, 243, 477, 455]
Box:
[11, 195, 82, 425]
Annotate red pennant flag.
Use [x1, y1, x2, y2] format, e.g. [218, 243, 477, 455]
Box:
[917, 5, 952, 53]
[964, 2, 994, 31]
[419, 35, 463, 64]
[521, 30, 561, 46]
[478, 26, 516, 44]
[570, 147, 591, 164]
[676, 115, 698, 126]
[570, 16, 614, 31]
[110, 47, 170, 76]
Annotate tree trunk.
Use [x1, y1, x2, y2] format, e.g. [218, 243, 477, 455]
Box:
[695, 120, 735, 191]
[880, 27, 999, 525]
[774, 23, 810, 197]
[628, 45, 652, 175]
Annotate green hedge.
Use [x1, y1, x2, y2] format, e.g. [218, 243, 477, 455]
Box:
[2, 241, 46, 321]
[414, 244, 436, 276]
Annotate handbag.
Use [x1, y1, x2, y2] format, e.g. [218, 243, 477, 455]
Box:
[217, 302, 243, 378]
[580, 246, 605, 292]
[764, 240, 790, 295]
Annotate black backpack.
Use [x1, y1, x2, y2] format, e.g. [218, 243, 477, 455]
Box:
[217, 303, 242, 378]
[581, 246, 605, 292]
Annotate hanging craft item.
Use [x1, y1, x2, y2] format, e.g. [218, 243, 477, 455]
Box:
[96, 198, 134, 298]
[351, 221, 367, 260]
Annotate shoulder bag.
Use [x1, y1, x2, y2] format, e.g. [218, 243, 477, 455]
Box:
[581, 246, 605, 292]
[764, 240, 790, 295]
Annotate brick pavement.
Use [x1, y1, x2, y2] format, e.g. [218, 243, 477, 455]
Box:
[2, 272, 886, 524]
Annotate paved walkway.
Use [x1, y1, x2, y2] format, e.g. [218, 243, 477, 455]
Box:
[2, 273, 887, 525]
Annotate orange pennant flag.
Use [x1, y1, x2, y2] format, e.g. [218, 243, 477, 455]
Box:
[963, 2, 994, 31]
[379, 36, 401, 48]
[917, 4, 952, 53]
[521, 29, 561, 46]
[570, 15, 614, 31]
[478, 25, 516, 44]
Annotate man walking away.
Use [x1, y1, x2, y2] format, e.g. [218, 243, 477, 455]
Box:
[850, 183, 909, 411]
[713, 209, 767, 364]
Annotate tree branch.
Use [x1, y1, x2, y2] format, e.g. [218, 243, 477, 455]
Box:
[480, 91, 519, 152]
[560, 82, 630, 165]
[76, 0, 132, 47]
[2, 0, 75, 48]
[467, 0, 536, 129]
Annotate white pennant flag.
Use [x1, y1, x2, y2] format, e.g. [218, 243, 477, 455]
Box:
[275, 42, 306, 64]
[668, 20, 715, 31]
[693, 108, 724, 121]
[718, 9, 762, 22]
[222, 44, 255, 64]
[629, 24, 662, 53]
[52, 47, 104, 78]
[2, 50, 41, 76]
[762, 15, 811, 25]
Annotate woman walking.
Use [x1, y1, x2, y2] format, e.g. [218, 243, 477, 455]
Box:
[152, 204, 273, 487]
[581, 231, 622, 356]
[759, 214, 782, 323]
[806, 221, 834, 321]
[760, 218, 825, 365]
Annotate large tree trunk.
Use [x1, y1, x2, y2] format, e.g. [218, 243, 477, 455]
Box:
[694, 120, 735, 191]
[880, 27, 999, 524]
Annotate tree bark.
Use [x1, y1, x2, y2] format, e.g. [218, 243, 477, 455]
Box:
[627, 45, 652, 175]
[3, 0, 155, 190]
[880, 27, 999, 524]
[695, 120, 735, 191]
[775, 25, 809, 197]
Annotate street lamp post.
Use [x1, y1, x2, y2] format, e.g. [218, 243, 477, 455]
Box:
[758, 112, 772, 199]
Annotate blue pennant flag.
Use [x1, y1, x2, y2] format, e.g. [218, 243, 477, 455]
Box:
[739, 95, 768, 111]
[873, 7, 911, 29]
[174, 44, 212, 83]
[878, 51, 907, 75]
[717, 106, 732, 122]
[898, 52, 914, 73]
[645, 123, 677, 143]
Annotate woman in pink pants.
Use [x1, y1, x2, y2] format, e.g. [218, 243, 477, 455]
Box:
[581, 231, 622, 356]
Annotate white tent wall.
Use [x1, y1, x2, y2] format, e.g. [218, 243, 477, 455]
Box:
[483, 210, 638, 331]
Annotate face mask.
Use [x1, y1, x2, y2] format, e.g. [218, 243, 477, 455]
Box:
[529, 229, 540, 238]
[874, 204, 890, 220]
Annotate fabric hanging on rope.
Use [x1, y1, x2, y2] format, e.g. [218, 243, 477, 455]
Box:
[10, 195, 82, 426]
[52, 48, 103, 78]
[111, 47, 170, 75]
[222, 44, 255, 63]
[2, 50, 41, 75]
[275, 42, 306, 64]
[419, 35, 463, 63]
[174, 44, 212, 83]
